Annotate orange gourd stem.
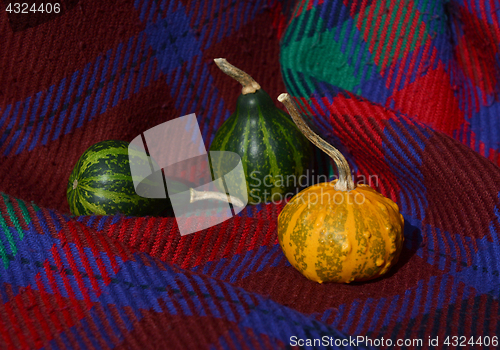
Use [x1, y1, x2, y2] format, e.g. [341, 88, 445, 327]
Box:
[214, 58, 261, 95]
[278, 93, 356, 192]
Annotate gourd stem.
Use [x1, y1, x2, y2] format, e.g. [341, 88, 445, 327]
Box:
[277, 93, 356, 192]
[190, 188, 245, 207]
[214, 58, 261, 95]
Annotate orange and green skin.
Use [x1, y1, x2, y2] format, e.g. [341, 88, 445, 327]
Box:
[209, 89, 311, 204]
[278, 180, 404, 284]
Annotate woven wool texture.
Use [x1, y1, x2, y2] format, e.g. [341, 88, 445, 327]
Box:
[1, 0, 500, 349]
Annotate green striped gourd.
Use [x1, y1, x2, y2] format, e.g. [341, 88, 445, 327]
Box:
[209, 58, 311, 204]
[67, 140, 169, 216]
[67, 140, 244, 216]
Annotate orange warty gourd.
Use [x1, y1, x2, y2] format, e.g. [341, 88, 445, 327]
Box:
[277, 93, 404, 284]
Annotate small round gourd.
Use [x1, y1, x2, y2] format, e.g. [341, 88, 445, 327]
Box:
[67, 140, 168, 216]
[67, 140, 244, 216]
[277, 94, 404, 284]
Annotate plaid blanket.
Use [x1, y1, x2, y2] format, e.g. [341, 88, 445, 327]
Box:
[1, 0, 499, 348]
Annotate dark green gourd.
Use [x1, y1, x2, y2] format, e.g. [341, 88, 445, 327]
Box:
[67, 140, 167, 216]
[67, 140, 244, 216]
[209, 58, 311, 204]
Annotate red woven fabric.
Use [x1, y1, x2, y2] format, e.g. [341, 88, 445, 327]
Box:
[1, 0, 500, 349]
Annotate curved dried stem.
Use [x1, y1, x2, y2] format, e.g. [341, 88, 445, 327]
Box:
[190, 188, 245, 207]
[214, 58, 261, 95]
[277, 93, 355, 192]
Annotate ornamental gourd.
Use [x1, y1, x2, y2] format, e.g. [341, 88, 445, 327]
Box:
[277, 94, 404, 284]
[209, 59, 311, 204]
[67, 140, 243, 216]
